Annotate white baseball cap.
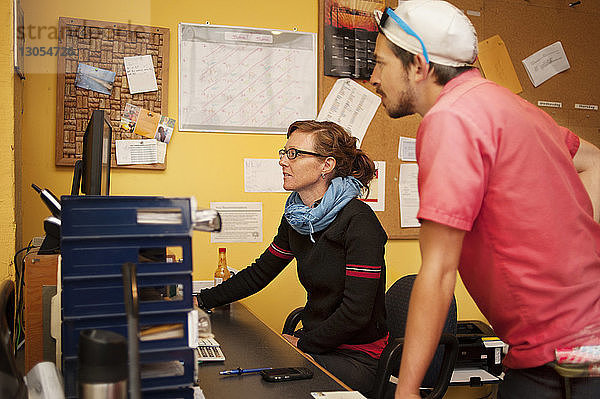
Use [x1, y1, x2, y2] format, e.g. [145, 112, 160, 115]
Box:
[374, 0, 478, 67]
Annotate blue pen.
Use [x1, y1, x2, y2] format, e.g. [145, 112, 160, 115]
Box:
[219, 367, 272, 375]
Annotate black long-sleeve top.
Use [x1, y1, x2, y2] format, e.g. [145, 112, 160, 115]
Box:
[199, 198, 388, 354]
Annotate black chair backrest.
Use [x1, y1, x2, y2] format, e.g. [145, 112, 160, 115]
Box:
[385, 274, 457, 387]
[0, 280, 27, 399]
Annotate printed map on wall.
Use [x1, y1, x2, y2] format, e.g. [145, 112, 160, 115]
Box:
[179, 23, 317, 134]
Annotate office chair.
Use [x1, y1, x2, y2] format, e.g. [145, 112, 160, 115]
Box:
[282, 274, 458, 399]
[373, 274, 458, 399]
[0, 279, 27, 399]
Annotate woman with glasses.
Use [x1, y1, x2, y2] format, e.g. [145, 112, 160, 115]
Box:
[197, 120, 387, 396]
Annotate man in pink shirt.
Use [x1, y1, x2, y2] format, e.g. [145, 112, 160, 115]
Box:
[369, 1, 600, 398]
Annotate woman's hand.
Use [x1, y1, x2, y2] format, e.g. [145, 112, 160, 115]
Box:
[282, 333, 299, 347]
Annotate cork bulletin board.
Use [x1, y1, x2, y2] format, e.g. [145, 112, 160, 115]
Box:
[55, 17, 170, 170]
[319, 0, 600, 239]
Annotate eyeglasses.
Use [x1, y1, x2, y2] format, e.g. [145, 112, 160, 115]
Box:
[380, 7, 430, 64]
[278, 148, 326, 160]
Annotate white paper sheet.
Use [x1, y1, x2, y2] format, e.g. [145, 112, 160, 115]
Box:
[361, 160, 385, 212]
[398, 137, 416, 161]
[244, 158, 286, 193]
[317, 78, 381, 144]
[115, 139, 158, 165]
[157, 141, 167, 164]
[210, 202, 263, 243]
[179, 24, 316, 134]
[124, 54, 158, 94]
[451, 368, 502, 384]
[522, 41, 570, 87]
[399, 163, 421, 228]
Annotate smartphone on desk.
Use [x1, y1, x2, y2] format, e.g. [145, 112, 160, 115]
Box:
[260, 367, 313, 382]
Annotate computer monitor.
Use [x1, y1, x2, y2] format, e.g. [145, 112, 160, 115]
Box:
[71, 110, 112, 195]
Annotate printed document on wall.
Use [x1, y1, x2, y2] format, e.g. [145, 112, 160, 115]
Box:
[399, 163, 421, 228]
[210, 202, 263, 243]
[115, 139, 159, 165]
[317, 78, 380, 144]
[398, 137, 416, 161]
[244, 159, 286, 193]
[179, 24, 316, 134]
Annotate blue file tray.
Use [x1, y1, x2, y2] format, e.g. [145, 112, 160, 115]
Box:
[62, 274, 192, 319]
[60, 196, 193, 238]
[61, 310, 195, 358]
[63, 348, 196, 398]
[61, 235, 193, 278]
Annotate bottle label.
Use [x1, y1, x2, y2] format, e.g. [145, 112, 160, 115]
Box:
[214, 278, 223, 285]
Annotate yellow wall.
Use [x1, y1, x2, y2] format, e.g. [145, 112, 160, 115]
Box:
[20, 0, 484, 336]
[1, 0, 16, 281]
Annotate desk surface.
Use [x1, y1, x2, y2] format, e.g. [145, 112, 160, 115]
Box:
[197, 303, 349, 398]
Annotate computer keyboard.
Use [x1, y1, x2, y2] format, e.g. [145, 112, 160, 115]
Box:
[197, 337, 225, 361]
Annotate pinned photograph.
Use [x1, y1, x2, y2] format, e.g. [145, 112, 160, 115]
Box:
[120, 103, 141, 133]
[75, 63, 116, 95]
[155, 116, 176, 143]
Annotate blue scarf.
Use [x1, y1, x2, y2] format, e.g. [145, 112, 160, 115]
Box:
[284, 176, 362, 242]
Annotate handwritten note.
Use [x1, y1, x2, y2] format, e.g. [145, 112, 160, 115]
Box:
[522, 41, 570, 87]
[123, 55, 158, 94]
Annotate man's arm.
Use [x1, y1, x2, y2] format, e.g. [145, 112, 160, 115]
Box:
[395, 220, 464, 399]
[573, 138, 600, 222]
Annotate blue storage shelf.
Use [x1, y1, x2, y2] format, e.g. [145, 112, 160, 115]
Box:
[60, 196, 198, 398]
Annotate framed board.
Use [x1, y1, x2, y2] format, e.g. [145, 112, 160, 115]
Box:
[55, 17, 170, 169]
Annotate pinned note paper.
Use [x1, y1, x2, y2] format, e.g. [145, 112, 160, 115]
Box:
[124, 55, 158, 94]
[522, 42, 570, 87]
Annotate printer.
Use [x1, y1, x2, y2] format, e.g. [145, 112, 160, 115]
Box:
[456, 320, 506, 376]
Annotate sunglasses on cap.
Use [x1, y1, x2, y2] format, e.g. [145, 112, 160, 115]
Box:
[379, 7, 430, 64]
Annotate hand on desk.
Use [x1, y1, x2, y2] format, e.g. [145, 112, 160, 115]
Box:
[282, 334, 316, 362]
[282, 333, 299, 347]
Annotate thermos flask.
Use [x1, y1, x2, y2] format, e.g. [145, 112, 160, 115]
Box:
[78, 329, 128, 399]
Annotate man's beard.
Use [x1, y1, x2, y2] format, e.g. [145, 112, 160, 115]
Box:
[384, 87, 416, 119]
